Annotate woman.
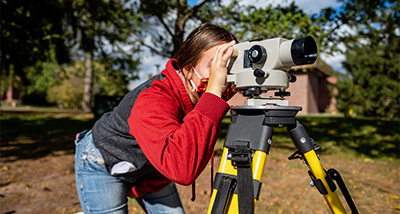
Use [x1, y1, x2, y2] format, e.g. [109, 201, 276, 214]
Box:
[74, 23, 237, 214]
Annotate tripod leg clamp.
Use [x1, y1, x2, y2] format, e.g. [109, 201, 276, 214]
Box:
[308, 170, 337, 195]
[230, 141, 251, 168]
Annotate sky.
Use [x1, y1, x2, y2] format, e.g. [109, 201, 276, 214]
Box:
[129, 0, 344, 89]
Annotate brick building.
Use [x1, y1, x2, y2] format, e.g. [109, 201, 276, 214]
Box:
[227, 59, 337, 115]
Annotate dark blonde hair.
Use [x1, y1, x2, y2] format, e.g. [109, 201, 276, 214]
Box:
[174, 23, 238, 70]
[174, 23, 237, 104]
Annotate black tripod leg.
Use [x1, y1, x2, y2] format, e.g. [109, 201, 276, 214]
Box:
[328, 169, 359, 214]
[211, 175, 237, 214]
[286, 120, 315, 154]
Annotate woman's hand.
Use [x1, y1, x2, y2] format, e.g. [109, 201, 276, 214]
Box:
[206, 40, 236, 98]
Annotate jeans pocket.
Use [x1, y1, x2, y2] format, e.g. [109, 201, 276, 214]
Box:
[87, 149, 105, 167]
[85, 137, 105, 167]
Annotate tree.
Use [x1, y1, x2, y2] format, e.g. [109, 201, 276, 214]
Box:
[132, 0, 216, 58]
[196, 1, 336, 55]
[63, 0, 141, 112]
[46, 60, 129, 108]
[131, 0, 337, 67]
[325, 0, 399, 118]
[1, 0, 141, 111]
[1, 0, 69, 102]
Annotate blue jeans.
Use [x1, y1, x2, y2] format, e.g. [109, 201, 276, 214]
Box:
[74, 131, 185, 214]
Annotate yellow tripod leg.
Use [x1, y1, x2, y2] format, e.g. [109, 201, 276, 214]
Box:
[208, 148, 234, 213]
[208, 148, 267, 214]
[303, 150, 347, 214]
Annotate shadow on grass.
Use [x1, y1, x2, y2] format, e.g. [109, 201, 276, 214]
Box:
[2, 112, 399, 162]
[296, 116, 400, 158]
[1, 113, 95, 162]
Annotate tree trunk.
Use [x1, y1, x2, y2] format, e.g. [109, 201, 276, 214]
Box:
[173, 17, 186, 57]
[172, 0, 190, 56]
[6, 72, 14, 105]
[83, 52, 94, 113]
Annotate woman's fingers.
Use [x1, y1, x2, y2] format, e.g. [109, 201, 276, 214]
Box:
[206, 41, 236, 98]
[214, 41, 236, 68]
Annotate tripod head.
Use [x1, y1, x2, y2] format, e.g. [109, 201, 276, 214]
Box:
[227, 36, 318, 106]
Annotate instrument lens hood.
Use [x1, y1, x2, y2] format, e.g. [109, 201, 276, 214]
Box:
[291, 36, 318, 65]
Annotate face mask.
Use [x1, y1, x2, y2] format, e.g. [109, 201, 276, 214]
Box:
[189, 65, 237, 100]
[190, 65, 209, 96]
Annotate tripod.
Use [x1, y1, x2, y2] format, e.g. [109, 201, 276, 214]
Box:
[207, 104, 358, 214]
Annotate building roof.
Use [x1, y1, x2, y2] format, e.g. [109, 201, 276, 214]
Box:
[291, 58, 336, 77]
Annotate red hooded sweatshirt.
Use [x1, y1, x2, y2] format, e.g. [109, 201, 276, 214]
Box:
[128, 59, 230, 197]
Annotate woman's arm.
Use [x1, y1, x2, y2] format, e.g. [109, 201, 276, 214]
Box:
[129, 92, 229, 185]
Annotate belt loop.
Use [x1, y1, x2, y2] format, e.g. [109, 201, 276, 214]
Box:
[75, 130, 89, 141]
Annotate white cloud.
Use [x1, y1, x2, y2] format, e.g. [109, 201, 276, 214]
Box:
[320, 53, 346, 73]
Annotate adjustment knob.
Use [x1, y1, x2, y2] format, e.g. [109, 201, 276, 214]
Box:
[275, 91, 291, 97]
[248, 45, 267, 64]
[289, 74, 297, 83]
[253, 69, 266, 78]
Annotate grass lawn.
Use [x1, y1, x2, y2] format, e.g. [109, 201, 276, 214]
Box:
[1, 108, 399, 213]
[215, 114, 399, 159]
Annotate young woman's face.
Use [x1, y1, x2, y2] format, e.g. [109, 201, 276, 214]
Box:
[192, 46, 218, 81]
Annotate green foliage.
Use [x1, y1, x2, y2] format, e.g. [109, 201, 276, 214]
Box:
[91, 60, 130, 97]
[296, 116, 400, 158]
[45, 60, 129, 108]
[132, 0, 216, 57]
[332, 0, 400, 118]
[1, 0, 141, 108]
[45, 61, 84, 108]
[24, 49, 63, 95]
[64, 0, 142, 111]
[236, 3, 322, 39]
[65, 0, 141, 62]
[47, 75, 84, 108]
[1, 0, 69, 85]
[336, 74, 355, 116]
[201, 1, 334, 55]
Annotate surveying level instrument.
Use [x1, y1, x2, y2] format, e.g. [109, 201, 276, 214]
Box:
[207, 36, 358, 214]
